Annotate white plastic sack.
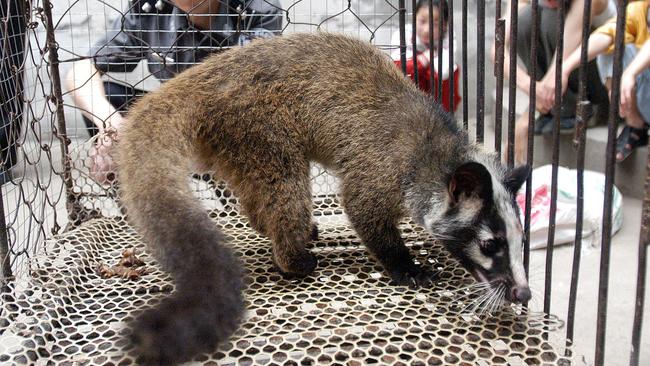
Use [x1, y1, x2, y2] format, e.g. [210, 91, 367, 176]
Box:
[515, 165, 624, 249]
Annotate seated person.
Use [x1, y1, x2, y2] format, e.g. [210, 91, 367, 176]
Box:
[559, 0, 650, 162]
[391, 0, 461, 112]
[495, 0, 613, 164]
[65, 0, 282, 185]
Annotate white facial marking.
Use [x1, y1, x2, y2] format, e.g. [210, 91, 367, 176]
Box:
[477, 225, 493, 241]
[456, 197, 483, 225]
[493, 179, 528, 288]
[467, 244, 493, 270]
[470, 148, 528, 288]
[468, 227, 494, 271]
[419, 147, 529, 291]
[422, 194, 483, 240]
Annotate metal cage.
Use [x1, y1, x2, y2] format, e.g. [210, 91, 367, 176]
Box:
[0, 0, 647, 365]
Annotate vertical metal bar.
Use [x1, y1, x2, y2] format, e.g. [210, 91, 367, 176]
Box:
[495, 0, 502, 29]
[461, 0, 468, 129]
[523, 0, 539, 277]
[0, 0, 26, 284]
[476, 0, 485, 143]
[494, 18, 505, 155]
[42, 0, 76, 223]
[412, 0, 419, 84]
[565, 100, 589, 352]
[428, 0, 435, 91]
[399, 0, 407, 74]
[447, 0, 454, 114]
[506, 0, 519, 168]
[437, 0, 443, 103]
[595, 1, 627, 363]
[543, 0, 567, 316]
[0, 188, 10, 282]
[566, 0, 593, 353]
[630, 152, 649, 366]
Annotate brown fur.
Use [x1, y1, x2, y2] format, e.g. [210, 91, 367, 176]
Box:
[117, 32, 471, 365]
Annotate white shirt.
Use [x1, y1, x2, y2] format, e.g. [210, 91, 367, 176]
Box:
[390, 27, 458, 80]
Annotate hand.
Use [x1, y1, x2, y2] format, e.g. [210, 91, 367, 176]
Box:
[619, 70, 636, 118]
[416, 51, 430, 68]
[89, 113, 126, 186]
[560, 69, 570, 99]
[90, 130, 118, 186]
[533, 93, 551, 115]
[536, 76, 556, 114]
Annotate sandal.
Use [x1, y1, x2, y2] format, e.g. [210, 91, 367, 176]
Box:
[534, 114, 553, 135]
[615, 125, 649, 162]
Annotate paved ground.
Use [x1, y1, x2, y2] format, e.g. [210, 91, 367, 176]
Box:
[527, 196, 648, 366]
[471, 110, 650, 366]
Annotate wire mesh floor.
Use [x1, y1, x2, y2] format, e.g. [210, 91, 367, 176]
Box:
[0, 195, 586, 365]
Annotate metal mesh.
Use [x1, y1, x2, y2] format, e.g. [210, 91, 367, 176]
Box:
[1, 0, 648, 365]
[0, 174, 584, 365]
[51, 0, 471, 231]
[4, 0, 425, 279]
[0, 0, 74, 283]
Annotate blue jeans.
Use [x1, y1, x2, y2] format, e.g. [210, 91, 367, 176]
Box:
[597, 44, 650, 125]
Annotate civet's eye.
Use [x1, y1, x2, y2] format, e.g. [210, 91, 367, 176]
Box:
[479, 239, 499, 256]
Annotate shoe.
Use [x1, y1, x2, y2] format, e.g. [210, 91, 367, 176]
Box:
[592, 101, 609, 126]
[615, 124, 649, 162]
[559, 117, 576, 134]
[534, 114, 553, 135]
[538, 116, 576, 135]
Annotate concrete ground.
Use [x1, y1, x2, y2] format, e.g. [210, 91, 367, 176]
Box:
[527, 196, 647, 366]
[476, 89, 650, 365]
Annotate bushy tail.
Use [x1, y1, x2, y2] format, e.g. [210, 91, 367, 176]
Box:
[117, 117, 244, 365]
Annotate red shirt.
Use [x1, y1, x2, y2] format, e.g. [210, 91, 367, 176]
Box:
[395, 52, 461, 112]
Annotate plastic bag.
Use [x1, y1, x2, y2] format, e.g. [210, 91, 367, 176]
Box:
[516, 165, 623, 249]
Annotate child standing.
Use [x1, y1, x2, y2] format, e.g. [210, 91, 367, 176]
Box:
[392, 0, 460, 112]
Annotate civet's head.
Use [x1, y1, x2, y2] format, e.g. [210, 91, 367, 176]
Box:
[421, 160, 532, 303]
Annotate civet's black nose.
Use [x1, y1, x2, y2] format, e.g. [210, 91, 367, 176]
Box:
[511, 286, 532, 303]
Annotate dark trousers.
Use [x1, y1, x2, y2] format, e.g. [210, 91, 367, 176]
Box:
[82, 81, 146, 137]
[0, 0, 27, 170]
[517, 5, 609, 118]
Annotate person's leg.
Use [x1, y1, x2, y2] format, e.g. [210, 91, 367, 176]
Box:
[536, 6, 559, 78]
[81, 81, 146, 138]
[623, 91, 645, 128]
[515, 5, 535, 73]
[616, 49, 650, 161]
[608, 45, 650, 161]
[596, 52, 615, 113]
[536, 6, 583, 122]
[504, 107, 532, 164]
[559, 66, 581, 120]
[516, 6, 557, 134]
[559, 59, 607, 118]
[615, 92, 647, 162]
[584, 58, 610, 124]
[514, 110, 531, 165]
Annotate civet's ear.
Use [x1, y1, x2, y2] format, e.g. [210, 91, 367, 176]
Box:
[448, 162, 493, 204]
[503, 164, 532, 193]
